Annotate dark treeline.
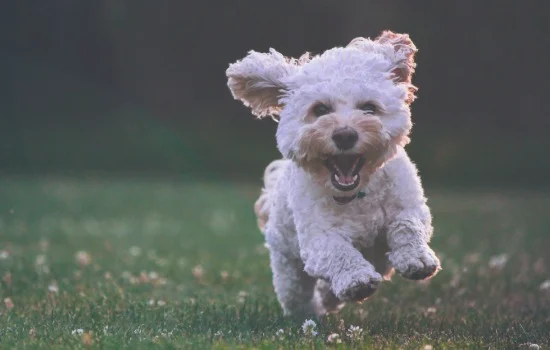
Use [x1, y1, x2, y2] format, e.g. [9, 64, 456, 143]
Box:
[2, 1, 549, 128]
[1, 1, 550, 184]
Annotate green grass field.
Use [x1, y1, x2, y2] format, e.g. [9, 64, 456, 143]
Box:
[0, 178, 549, 349]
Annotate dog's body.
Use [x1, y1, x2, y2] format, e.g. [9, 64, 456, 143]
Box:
[227, 31, 441, 317]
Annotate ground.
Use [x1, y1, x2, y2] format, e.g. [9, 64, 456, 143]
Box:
[0, 178, 548, 349]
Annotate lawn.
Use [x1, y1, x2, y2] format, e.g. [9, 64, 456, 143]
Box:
[0, 178, 548, 349]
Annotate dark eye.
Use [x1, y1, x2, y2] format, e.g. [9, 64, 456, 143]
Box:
[358, 102, 377, 115]
[312, 103, 331, 117]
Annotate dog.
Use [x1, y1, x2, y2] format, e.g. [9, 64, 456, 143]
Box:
[226, 31, 441, 317]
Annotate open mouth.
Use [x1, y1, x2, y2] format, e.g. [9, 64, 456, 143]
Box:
[324, 154, 365, 192]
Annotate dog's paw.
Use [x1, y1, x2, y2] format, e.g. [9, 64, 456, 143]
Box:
[332, 269, 382, 302]
[388, 245, 441, 280]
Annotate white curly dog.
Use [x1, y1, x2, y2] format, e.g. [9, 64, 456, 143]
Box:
[226, 31, 441, 317]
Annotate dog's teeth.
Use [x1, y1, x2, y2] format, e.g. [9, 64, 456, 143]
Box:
[353, 175, 358, 181]
[335, 174, 340, 182]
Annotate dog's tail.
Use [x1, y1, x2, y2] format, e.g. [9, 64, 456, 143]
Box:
[254, 159, 288, 234]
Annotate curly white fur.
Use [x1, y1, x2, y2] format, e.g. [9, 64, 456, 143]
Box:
[228, 31, 441, 318]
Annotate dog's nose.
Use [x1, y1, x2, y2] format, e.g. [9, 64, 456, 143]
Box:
[332, 127, 358, 150]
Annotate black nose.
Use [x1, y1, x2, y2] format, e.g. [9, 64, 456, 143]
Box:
[332, 127, 358, 150]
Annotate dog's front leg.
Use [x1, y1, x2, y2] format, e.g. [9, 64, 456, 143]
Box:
[386, 210, 441, 280]
[299, 231, 382, 302]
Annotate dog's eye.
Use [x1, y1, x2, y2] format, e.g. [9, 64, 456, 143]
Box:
[358, 102, 377, 115]
[312, 104, 331, 117]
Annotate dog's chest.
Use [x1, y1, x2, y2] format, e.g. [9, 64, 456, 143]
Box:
[329, 199, 386, 248]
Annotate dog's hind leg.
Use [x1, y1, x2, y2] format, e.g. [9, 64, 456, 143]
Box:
[268, 249, 317, 318]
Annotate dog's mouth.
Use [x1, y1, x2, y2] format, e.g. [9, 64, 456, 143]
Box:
[324, 154, 365, 192]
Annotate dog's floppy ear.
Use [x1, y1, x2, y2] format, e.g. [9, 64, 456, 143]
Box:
[375, 31, 417, 84]
[227, 49, 299, 118]
[376, 31, 418, 103]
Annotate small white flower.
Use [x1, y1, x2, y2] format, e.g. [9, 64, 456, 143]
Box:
[301, 319, 317, 337]
[327, 333, 342, 343]
[276, 328, 284, 340]
[423, 345, 433, 350]
[237, 290, 248, 304]
[488, 254, 508, 270]
[347, 325, 363, 341]
[71, 329, 84, 336]
[103, 326, 109, 335]
[75, 251, 91, 266]
[160, 329, 173, 338]
[529, 344, 540, 350]
[4, 297, 14, 310]
[539, 280, 550, 291]
[148, 299, 156, 306]
[35, 254, 47, 266]
[192, 265, 204, 279]
[48, 282, 59, 293]
[0, 250, 9, 260]
[425, 306, 437, 315]
[129, 246, 142, 257]
[213, 330, 224, 339]
[157, 300, 166, 306]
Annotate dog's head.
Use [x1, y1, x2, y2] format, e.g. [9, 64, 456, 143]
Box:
[227, 31, 417, 200]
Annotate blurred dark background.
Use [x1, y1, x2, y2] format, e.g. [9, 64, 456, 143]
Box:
[1, 1, 549, 187]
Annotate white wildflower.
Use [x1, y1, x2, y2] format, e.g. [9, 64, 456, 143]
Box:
[425, 306, 437, 315]
[301, 319, 317, 337]
[327, 333, 342, 343]
[192, 265, 204, 279]
[214, 330, 224, 339]
[160, 329, 173, 338]
[276, 328, 284, 340]
[0, 250, 9, 260]
[4, 297, 14, 310]
[488, 254, 508, 270]
[347, 325, 363, 341]
[529, 344, 540, 350]
[148, 271, 159, 281]
[423, 345, 433, 350]
[129, 246, 142, 257]
[35, 254, 46, 266]
[48, 281, 59, 293]
[75, 251, 91, 266]
[539, 280, 550, 291]
[71, 329, 84, 336]
[237, 290, 248, 304]
[157, 300, 166, 306]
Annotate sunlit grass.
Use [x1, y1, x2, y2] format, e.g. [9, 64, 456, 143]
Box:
[0, 179, 548, 348]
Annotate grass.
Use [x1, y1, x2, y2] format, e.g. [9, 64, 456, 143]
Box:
[0, 178, 549, 349]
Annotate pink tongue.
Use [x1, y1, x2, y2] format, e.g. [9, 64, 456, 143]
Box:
[339, 174, 355, 184]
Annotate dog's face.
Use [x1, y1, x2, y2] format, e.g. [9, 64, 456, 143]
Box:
[227, 31, 417, 200]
